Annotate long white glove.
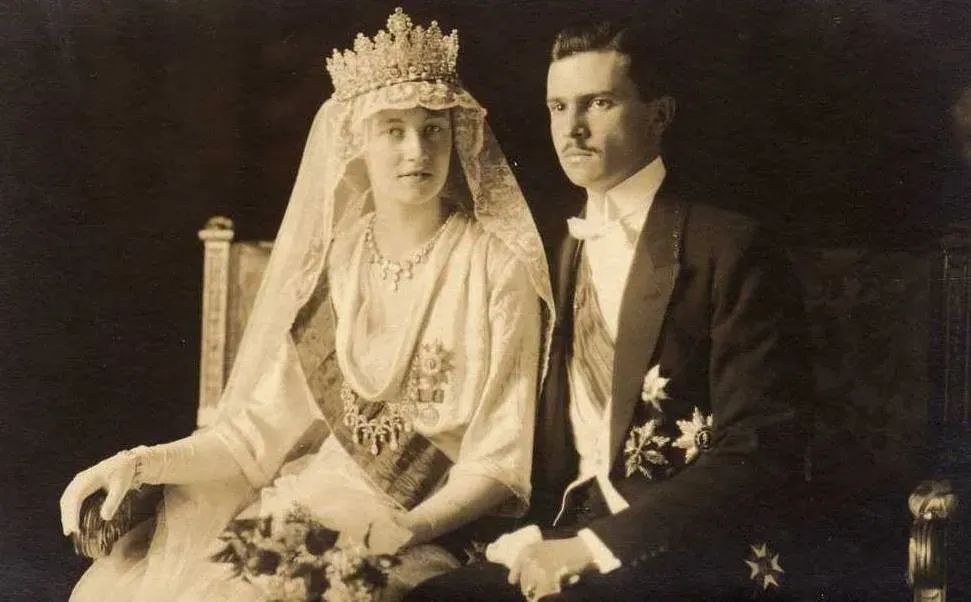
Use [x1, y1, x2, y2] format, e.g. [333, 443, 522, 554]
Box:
[400, 473, 512, 545]
[59, 428, 243, 536]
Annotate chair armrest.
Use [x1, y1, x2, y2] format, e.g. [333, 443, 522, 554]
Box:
[908, 480, 959, 601]
[70, 485, 165, 559]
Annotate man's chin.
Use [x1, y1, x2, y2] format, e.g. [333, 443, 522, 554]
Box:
[558, 165, 602, 189]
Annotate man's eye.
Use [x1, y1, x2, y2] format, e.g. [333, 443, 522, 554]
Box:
[591, 98, 614, 109]
[547, 103, 565, 113]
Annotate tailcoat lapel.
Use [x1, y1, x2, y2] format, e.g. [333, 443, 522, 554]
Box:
[608, 187, 685, 462]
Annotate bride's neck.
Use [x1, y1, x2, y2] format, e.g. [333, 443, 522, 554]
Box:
[372, 198, 447, 259]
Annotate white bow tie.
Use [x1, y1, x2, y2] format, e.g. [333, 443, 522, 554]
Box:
[567, 206, 641, 241]
[567, 215, 614, 240]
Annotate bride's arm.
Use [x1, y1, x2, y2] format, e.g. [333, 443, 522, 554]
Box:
[61, 335, 321, 536]
[402, 255, 543, 545]
[59, 428, 244, 536]
[401, 474, 510, 544]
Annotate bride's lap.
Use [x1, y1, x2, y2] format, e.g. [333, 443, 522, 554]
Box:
[71, 479, 463, 601]
[70, 519, 154, 602]
[71, 480, 255, 602]
[382, 543, 462, 601]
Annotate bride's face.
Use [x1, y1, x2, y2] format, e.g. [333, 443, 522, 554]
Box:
[363, 107, 452, 208]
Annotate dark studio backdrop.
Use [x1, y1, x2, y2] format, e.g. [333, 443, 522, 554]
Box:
[1, 0, 969, 598]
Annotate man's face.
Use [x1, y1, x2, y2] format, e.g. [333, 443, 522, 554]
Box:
[546, 50, 671, 193]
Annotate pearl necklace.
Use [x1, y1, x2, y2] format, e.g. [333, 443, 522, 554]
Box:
[364, 213, 453, 291]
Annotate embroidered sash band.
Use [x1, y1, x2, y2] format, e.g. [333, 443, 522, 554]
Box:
[290, 272, 452, 510]
[570, 252, 616, 413]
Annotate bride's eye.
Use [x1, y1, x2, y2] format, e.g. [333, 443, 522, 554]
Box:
[423, 124, 445, 137]
[386, 126, 405, 138]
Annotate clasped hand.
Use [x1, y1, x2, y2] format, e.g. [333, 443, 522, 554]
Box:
[59, 450, 140, 537]
[508, 537, 595, 601]
[337, 510, 415, 556]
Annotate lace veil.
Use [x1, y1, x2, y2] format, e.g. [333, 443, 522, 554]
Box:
[215, 16, 554, 419]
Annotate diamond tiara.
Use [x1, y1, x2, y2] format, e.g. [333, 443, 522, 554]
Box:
[326, 7, 460, 101]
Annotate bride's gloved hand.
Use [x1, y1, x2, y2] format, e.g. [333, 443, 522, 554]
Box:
[59, 446, 147, 536]
[337, 510, 415, 556]
[367, 512, 415, 556]
[60, 430, 245, 538]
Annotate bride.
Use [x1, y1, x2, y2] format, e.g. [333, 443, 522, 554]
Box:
[60, 8, 553, 600]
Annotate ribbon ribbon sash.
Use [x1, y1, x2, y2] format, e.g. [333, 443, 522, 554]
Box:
[571, 253, 616, 413]
[291, 272, 452, 510]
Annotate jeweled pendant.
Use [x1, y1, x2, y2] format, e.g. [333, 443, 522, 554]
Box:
[419, 406, 439, 424]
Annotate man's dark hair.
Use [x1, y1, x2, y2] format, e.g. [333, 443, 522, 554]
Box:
[550, 21, 671, 102]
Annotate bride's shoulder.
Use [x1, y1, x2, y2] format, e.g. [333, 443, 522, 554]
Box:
[328, 213, 371, 265]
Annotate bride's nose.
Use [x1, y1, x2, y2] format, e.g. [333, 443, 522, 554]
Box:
[400, 129, 430, 163]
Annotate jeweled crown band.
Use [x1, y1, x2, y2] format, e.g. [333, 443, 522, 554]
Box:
[326, 7, 460, 101]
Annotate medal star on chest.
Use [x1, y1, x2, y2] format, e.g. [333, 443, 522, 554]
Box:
[673, 407, 714, 464]
[623, 365, 674, 478]
[407, 341, 454, 403]
[624, 366, 717, 478]
[640, 365, 670, 413]
[341, 340, 456, 455]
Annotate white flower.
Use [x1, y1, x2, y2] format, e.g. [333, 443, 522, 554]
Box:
[623, 419, 671, 478]
[673, 407, 714, 463]
[640, 365, 670, 412]
[744, 543, 784, 590]
[258, 476, 304, 523]
[248, 574, 296, 599]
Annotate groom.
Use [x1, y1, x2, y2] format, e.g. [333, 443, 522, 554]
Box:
[409, 19, 808, 601]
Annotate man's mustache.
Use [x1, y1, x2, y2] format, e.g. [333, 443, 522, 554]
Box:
[561, 144, 599, 155]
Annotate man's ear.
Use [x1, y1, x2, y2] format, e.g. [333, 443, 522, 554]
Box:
[653, 96, 676, 131]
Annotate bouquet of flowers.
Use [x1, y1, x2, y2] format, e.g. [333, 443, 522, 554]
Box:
[210, 504, 398, 602]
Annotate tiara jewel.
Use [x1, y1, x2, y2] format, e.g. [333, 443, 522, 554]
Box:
[326, 7, 459, 101]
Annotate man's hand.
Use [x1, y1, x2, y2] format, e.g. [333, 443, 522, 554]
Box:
[508, 536, 595, 600]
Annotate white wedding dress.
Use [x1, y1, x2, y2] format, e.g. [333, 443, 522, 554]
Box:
[69, 11, 556, 598]
[72, 214, 542, 601]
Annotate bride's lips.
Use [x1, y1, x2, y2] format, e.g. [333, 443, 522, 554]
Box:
[398, 171, 433, 181]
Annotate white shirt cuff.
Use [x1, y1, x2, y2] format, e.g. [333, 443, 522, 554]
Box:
[485, 524, 543, 569]
[578, 528, 622, 574]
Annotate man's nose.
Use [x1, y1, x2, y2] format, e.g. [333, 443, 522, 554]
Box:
[566, 108, 589, 140]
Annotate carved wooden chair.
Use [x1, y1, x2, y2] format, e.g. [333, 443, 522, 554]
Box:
[195, 216, 273, 427]
[74, 216, 966, 599]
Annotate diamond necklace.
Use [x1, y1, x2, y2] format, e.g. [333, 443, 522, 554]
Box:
[365, 213, 454, 291]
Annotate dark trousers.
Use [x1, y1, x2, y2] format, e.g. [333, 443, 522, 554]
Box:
[407, 480, 803, 601]
[405, 555, 788, 602]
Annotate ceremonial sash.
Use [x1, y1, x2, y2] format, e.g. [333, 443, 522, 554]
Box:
[570, 252, 615, 412]
[290, 271, 453, 511]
